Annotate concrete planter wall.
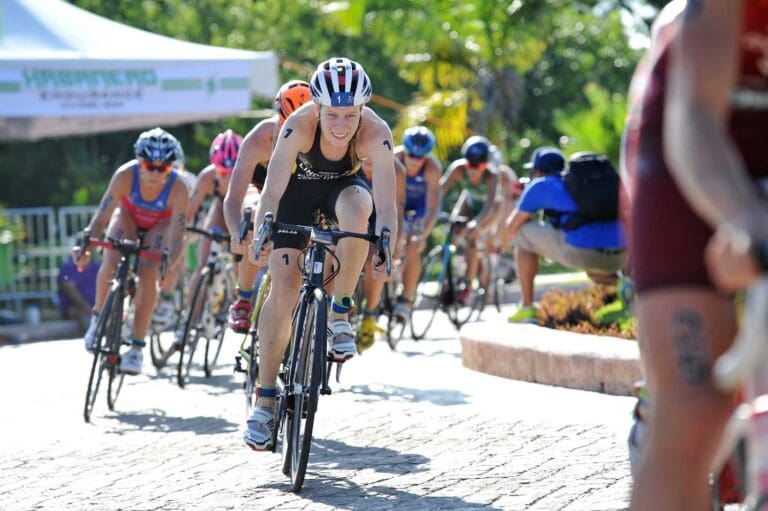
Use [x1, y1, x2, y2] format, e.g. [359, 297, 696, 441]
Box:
[460, 319, 641, 396]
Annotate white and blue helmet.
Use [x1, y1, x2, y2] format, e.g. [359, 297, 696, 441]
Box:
[310, 57, 372, 107]
[134, 127, 179, 163]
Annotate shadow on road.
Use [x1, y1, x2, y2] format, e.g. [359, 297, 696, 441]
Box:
[259, 438, 505, 510]
[103, 409, 238, 435]
[311, 438, 429, 474]
[342, 383, 469, 406]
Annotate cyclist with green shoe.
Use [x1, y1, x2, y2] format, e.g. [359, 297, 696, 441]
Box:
[504, 147, 627, 323]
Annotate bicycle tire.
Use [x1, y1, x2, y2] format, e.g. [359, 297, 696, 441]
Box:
[178, 268, 210, 388]
[281, 294, 310, 479]
[410, 247, 444, 340]
[106, 291, 126, 410]
[445, 253, 475, 329]
[83, 290, 116, 422]
[384, 281, 406, 350]
[288, 292, 325, 493]
[244, 272, 270, 417]
[204, 270, 233, 377]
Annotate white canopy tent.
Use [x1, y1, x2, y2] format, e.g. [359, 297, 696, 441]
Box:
[0, 0, 279, 140]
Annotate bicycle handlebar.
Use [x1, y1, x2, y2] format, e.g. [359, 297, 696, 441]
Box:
[84, 237, 162, 261]
[252, 212, 391, 276]
[186, 225, 231, 243]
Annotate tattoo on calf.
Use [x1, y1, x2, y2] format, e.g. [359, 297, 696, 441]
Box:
[177, 214, 185, 232]
[671, 310, 711, 384]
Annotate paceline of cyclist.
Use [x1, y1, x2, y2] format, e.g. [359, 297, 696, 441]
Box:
[243, 57, 397, 451]
[223, 80, 312, 333]
[354, 142, 407, 352]
[75, 128, 189, 375]
[624, 1, 768, 509]
[392, 127, 442, 315]
[439, 135, 499, 303]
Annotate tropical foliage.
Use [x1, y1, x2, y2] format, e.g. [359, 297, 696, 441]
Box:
[0, 0, 661, 207]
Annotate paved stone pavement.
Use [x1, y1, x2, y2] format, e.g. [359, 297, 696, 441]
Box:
[0, 309, 635, 511]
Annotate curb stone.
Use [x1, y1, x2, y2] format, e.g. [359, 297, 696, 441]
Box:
[460, 316, 641, 396]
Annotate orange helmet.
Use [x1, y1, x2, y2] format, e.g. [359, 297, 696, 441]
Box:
[275, 80, 312, 123]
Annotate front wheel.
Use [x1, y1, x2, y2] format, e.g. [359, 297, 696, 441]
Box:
[107, 294, 127, 410]
[287, 292, 325, 493]
[83, 290, 117, 422]
[178, 268, 210, 388]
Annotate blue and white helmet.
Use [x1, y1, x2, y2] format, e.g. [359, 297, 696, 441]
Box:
[134, 127, 179, 163]
[310, 57, 372, 107]
[403, 126, 436, 158]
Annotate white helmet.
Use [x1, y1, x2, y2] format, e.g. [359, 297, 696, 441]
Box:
[310, 57, 372, 107]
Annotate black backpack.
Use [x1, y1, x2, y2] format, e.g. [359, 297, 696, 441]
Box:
[560, 153, 619, 230]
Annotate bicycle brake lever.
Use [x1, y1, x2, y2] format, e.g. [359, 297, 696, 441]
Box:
[378, 227, 391, 278]
[252, 213, 274, 263]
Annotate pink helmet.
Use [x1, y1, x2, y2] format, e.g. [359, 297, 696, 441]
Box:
[209, 129, 243, 173]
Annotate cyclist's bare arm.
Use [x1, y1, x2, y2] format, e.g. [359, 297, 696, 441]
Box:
[393, 157, 407, 257]
[422, 157, 443, 237]
[186, 166, 215, 222]
[474, 169, 499, 231]
[666, 0, 766, 231]
[359, 109, 398, 247]
[224, 119, 274, 245]
[85, 163, 133, 239]
[251, 106, 315, 263]
[439, 160, 463, 195]
[166, 179, 190, 265]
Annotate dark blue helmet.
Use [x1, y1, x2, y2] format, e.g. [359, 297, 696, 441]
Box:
[403, 126, 436, 158]
[461, 135, 491, 166]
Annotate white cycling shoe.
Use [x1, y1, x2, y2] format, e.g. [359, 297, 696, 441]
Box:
[119, 347, 143, 375]
[83, 314, 99, 352]
[327, 320, 356, 362]
[243, 406, 275, 451]
[152, 298, 176, 329]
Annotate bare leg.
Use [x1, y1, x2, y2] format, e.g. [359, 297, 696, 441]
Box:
[631, 288, 737, 511]
[515, 246, 538, 306]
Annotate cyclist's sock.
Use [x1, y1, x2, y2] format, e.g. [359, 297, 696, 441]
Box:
[396, 295, 412, 305]
[238, 288, 254, 300]
[331, 295, 356, 315]
[362, 307, 379, 318]
[255, 387, 276, 409]
[161, 292, 174, 301]
[131, 338, 146, 349]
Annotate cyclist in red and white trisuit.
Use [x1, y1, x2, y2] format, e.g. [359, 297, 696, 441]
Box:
[223, 80, 313, 333]
[623, 1, 768, 509]
[74, 128, 189, 376]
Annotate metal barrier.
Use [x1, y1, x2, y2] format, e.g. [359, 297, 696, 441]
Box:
[0, 205, 96, 314]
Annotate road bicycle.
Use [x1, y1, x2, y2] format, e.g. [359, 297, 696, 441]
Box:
[410, 212, 476, 339]
[175, 225, 235, 388]
[80, 230, 161, 423]
[708, 278, 768, 510]
[252, 212, 390, 493]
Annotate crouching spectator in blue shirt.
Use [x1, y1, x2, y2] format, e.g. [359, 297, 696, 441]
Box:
[504, 147, 627, 323]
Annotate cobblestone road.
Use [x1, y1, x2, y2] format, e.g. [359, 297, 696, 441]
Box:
[0, 311, 635, 510]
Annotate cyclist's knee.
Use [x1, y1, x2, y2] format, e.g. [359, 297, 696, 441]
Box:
[137, 258, 160, 281]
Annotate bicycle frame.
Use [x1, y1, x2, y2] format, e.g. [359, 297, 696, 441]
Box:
[711, 278, 768, 509]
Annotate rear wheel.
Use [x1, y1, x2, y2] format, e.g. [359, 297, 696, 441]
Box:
[203, 272, 232, 377]
[410, 247, 444, 340]
[178, 268, 210, 388]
